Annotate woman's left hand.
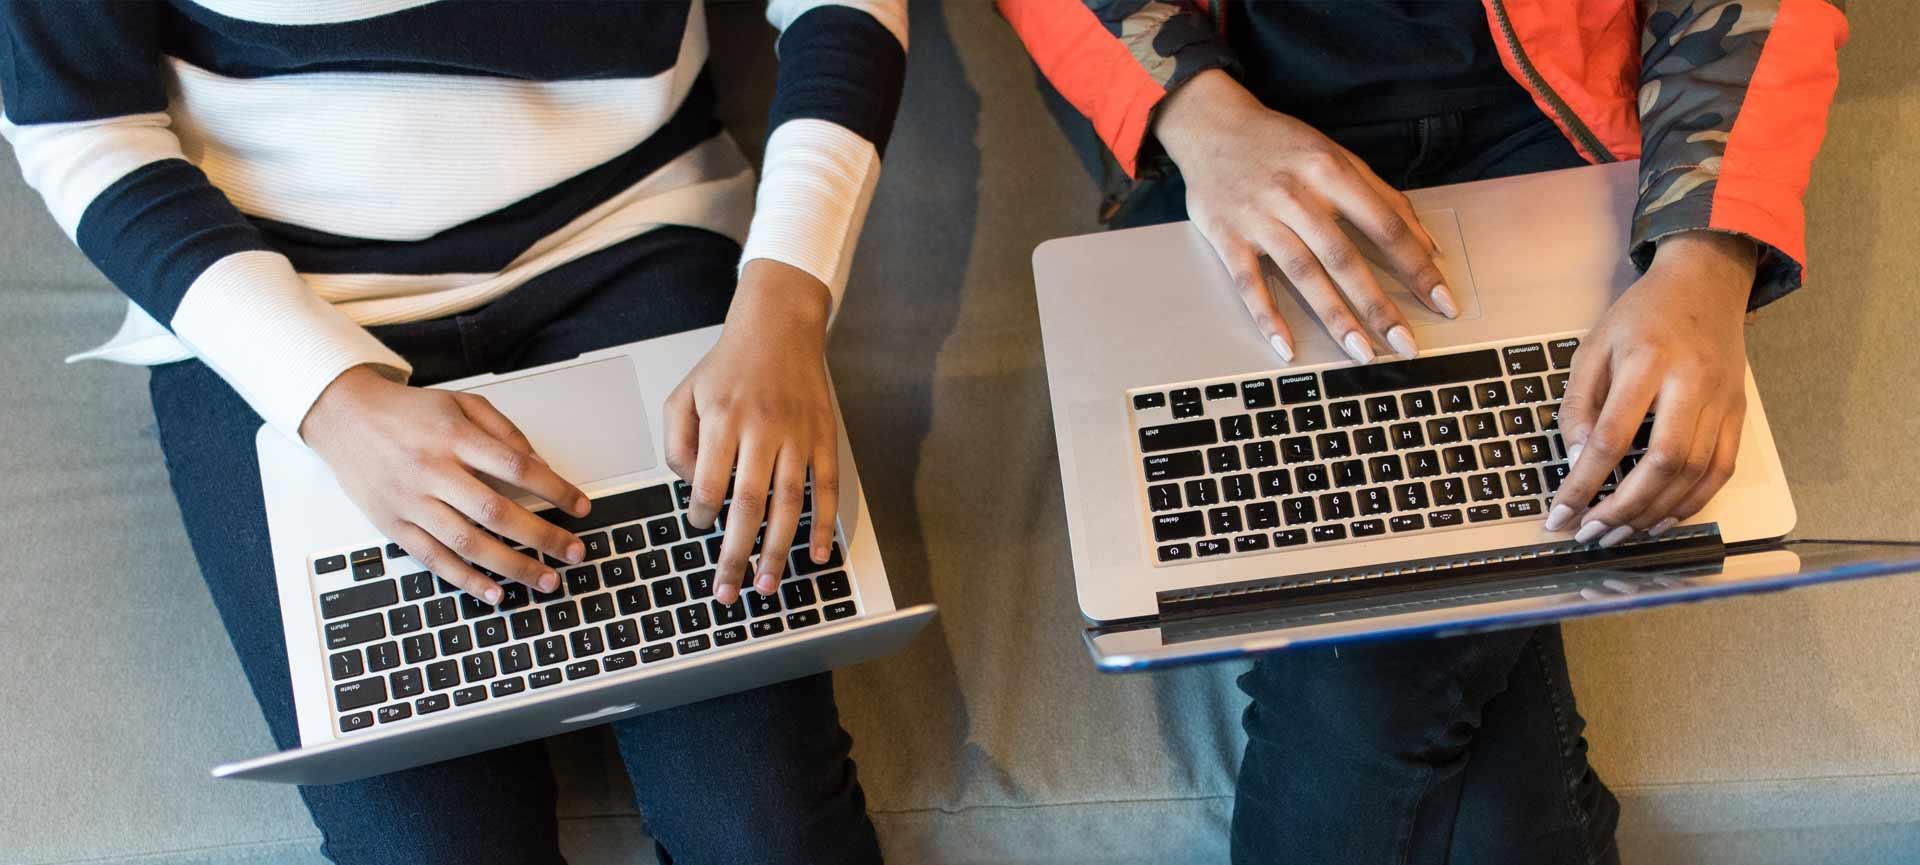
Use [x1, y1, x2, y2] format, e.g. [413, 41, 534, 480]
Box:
[1548, 231, 1759, 546]
[664, 259, 841, 605]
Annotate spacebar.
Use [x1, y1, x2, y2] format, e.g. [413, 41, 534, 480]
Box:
[541, 484, 675, 534]
[1320, 349, 1502, 398]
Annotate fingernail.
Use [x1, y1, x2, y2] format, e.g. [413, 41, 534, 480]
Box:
[716, 584, 737, 604]
[565, 542, 584, 564]
[484, 587, 503, 605]
[540, 572, 559, 593]
[812, 545, 829, 565]
[1544, 504, 1575, 532]
[1575, 521, 1609, 544]
[1649, 517, 1677, 537]
[1268, 334, 1295, 364]
[1567, 443, 1585, 466]
[1429, 284, 1459, 319]
[1386, 325, 1418, 359]
[1599, 524, 1634, 548]
[756, 572, 780, 595]
[1342, 332, 1375, 364]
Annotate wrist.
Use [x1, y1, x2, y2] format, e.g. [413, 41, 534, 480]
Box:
[300, 364, 390, 444]
[1152, 69, 1257, 167]
[729, 258, 831, 346]
[1647, 231, 1759, 306]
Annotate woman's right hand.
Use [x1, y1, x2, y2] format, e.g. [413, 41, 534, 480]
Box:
[300, 365, 593, 603]
[1154, 69, 1458, 364]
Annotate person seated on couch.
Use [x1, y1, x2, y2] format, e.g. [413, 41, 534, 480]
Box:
[998, 0, 1846, 861]
[0, 1, 905, 862]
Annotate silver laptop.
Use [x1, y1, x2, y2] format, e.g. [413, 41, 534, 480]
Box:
[1033, 160, 1920, 671]
[215, 325, 935, 784]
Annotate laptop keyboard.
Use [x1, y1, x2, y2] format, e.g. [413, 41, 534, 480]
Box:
[1131, 333, 1652, 565]
[312, 480, 859, 734]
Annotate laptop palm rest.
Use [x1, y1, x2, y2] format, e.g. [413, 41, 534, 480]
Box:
[454, 355, 656, 493]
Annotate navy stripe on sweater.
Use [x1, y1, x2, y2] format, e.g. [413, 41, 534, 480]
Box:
[767, 5, 907, 155]
[75, 158, 272, 322]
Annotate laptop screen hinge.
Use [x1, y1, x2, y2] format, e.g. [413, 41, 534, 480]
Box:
[1154, 525, 1726, 622]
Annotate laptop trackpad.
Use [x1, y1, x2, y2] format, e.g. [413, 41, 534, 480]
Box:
[457, 356, 657, 492]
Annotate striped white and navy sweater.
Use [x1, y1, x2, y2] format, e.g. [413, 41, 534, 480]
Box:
[0, 0, 907, 439]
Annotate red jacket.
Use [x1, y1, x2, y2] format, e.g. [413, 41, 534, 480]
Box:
[997, 0, 1849, 306]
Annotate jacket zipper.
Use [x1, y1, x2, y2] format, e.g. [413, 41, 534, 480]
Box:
[1486, 0, 1617, 163]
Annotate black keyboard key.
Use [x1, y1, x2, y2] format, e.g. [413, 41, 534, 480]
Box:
[490, 676, 526, 698]
[603, 650, 638, 672]
[473, 617, 509, 648]
[569, 626, 604, 658]
[1548, 337, 1580, 369]
[534, 636, 568, 666]
[1172, 401, 1203, 419]
[352, 559, 385, 581]
[638, 549, 672, 579]
[615, 585, 651, 617]
[1393, 482, 1430, 512]
[1133, 391, 1166, 410]
[1444, 446, 1479, 474]
[498, 643, 532, 675]
[1357, 487, 1392, 515]
[1220, 414, 1254, 442]
[1499, 408, 1536, 436]
[1474, 381, 1510, 408]
[578, 532, 611, 561]
[599, 557, 637, 587]
[438, 624, 473, 656]
[1153, 510, 1207, 542]
[1400, 390, 1436, 418]
[329, 650, 363, 681]
[1367, 455, 1404, 484]
[1293, 465, 1329, 492]
[1506, 499, 1544, 518]
[1428, 509, 1464, 528]
[1465, 413, 1499, 441]
[529, 669, 563, 689]
[402, 633, 436, 665]
[1257, 469, 1292, 498]
[1354, 427, 1389, 455]
[1480, 441, 1515, 468]
[339, 711, 374, 733]
[545, 600, 580, 631]
[1364, 396, 1400, 423]
[426, 659, 460, 690]
[458, 593, 494, 621]
[1206, 445, 1242, 473]
[579, 593, 616, 624]
[712, 598, 747, 628]
[366, 641, 400, 673]
[541, 485, 674, 535]
[1241, 379, 1276, 409]
[1222, 474, 1256, 502]
[462, 652, 497, 683]
[1548, 373, 1570, 400]
[1233, 534, 1270, 553]
[1390, 514, 1425, 533]
[1245, 501, 1281, 529]
[1321, 349, 1500, 398]
[1432, 477, 1467, 505]
[684, 570, 716, 600]
[1278, 374, 1322, 403]
[1511, 376, 1547, 404]
[606, 618, 641, 649]
[350, 547, 381, 565]
[320, 579, 398, 620]
[1517, 436, 1553, 464]
[1273, 529, 1309, 547]
[1503, 343, 1548, 374]
[612, 524, 647, 554]
[642, 611, 677, 641]
[1537, 404, 1561, 432]
[1139, 419, 1218, 453]
[1256, 410, 1290, 437]
[1311, 524, 1347, 543]
[325, 614, 385, 650]
[454, 686, 489, 706]
[1439, 386, 1473, 413]
[1147, 483, 1182, 512]
[1470, 473, 1506, 501]
[1143, 451, 1205, 482]
[315, 555, 348, 575]
[1406, 450, 1442, 478]
[746, 590, 782, 618]
[651, 576, 687, 607]
[1506, 468, 1543, 498]
[1319, 492, 1354, 521]
[1390, 423, 1424, 449]
[1206, 506, 1244, 535]
[508, 609, 544, 641]
[1315, 432, 1352, 460]
[679, 601, 717, 635]
[1333, 459, 1366, 488]
[642, 642, 677, 662]
[398, 570, 434, 602]
[1195, 538, 1231, 557]
[678, 633, 713, 654]
[334, 676, 387, 712]
[1280, 437, 1315, 464]
[1330, 400, 1365, 427]
[1282, 497, 1317, 525]
[1468, 504, 1503, 523]
[1352, 519, 1386, 537]
[1205, 383, 1237, 401]
[822, 602, 856, 622]
[562, 566, 599, 596]
[786, 609, 822, 630]
[390, 667, 424, 698]
[1291, 404, 1327, 432]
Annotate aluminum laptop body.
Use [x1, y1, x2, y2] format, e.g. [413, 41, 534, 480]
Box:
[216, 325, 934, 784]
[1033, 160, 1920, 671]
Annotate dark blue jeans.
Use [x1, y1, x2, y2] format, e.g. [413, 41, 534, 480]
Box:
[1112, 101, 1621, 865]
[148, 228, 883, 865]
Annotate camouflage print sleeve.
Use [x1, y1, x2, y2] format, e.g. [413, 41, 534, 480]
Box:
[1085, 1, 1237, 94]
[1635, 0, 1848, 309]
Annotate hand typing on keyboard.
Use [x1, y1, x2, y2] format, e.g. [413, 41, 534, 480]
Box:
[1152, 69, 1459, 365]
[663, 259, 842, 605]
[1546, 231, 1759, 546]
[301, 365, 592, 603]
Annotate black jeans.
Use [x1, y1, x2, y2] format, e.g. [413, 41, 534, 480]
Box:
[148, 228, 883, 865]
[1113, 101, 1621, 865]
